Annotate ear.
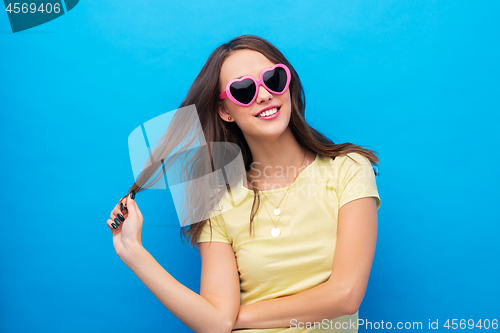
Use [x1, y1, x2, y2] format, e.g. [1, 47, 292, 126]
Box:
[217, 101, 232, 122]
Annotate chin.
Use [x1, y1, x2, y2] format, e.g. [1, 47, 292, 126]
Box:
[256, 123, 289, 138]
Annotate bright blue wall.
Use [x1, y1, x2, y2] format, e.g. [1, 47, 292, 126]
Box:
[1, 1, 498, 332]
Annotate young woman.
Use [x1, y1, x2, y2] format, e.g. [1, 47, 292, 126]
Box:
[107, 35, 381, 333]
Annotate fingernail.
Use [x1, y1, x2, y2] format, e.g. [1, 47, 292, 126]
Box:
[114, 218, 121, 226]
[120, 203, 124, 211]
[111, 223, 117, 229]
[130, 190, 136, 200]
[117, 214, 125, 222]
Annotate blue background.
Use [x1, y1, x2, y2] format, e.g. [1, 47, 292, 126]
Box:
[1, 0, 499, 332]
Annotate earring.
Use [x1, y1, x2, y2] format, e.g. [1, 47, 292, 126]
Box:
[228, 116, 232, 121]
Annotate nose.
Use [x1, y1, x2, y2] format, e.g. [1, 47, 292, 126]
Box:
[255, 83, 273, 104]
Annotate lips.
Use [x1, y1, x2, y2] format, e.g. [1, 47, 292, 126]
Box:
[254, 105, 281, 117]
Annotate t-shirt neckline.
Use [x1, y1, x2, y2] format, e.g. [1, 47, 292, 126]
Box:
[241, 153, 320, 194]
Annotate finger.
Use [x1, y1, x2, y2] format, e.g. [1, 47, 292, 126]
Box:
[109, 207, 127, 222]
[119, 198, 129, 212]
[109, 206, 125, 228]
[107, 218, 120, 232]
[119, 209, 128, 220]
[109, 209, 123, 225]
[110, 206, 126, 224]
[119, 198, 129, 217]
[116, 199, 128, 213]
[125, 190, 141, 218]
[111, 198, 129, 221]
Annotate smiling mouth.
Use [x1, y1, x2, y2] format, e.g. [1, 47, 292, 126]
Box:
[255, 106, 281, 117]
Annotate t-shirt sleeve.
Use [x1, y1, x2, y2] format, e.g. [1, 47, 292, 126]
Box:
[196, 213, 231, 244]
[332, 152, 381, 210]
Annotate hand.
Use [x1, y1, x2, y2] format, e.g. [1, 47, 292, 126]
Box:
[107, 191, 144, 257]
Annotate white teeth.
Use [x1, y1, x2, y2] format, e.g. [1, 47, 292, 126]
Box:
[257, 107, 278, 117]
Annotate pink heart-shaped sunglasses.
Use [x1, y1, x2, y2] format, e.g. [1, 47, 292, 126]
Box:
[219, 64, 291, 106]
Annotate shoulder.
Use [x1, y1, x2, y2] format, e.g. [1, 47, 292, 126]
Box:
[335, 152, 372, 166]
[318, 152, 377, 189]
[318, 152, 373, 173]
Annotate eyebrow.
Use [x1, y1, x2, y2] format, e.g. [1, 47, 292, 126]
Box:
[231, 66, 273, 81]
[233, 72, 257, 80]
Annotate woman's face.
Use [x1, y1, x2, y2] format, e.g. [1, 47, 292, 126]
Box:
[218, 49, 292, 140]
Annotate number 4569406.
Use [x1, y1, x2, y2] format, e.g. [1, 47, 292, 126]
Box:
[444, 319, 498, 329]
[5, 3, 61, 14]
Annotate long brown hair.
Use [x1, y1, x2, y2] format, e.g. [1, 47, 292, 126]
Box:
[119, 34, 379, 249]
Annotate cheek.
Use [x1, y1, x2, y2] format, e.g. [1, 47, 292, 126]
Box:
[230, 105, 250, 120]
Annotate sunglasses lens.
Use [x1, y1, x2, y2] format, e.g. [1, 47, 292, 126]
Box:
[230, 79, 256, 105]
[263, 67, 288, 93]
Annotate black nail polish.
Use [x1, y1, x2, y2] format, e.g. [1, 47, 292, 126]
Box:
[111, 223, 117, 229]
[114, 218, 121, 226]
[130, 190, 136, 200]
[120, 203, 124, 211]
[117, 214, 125, 222]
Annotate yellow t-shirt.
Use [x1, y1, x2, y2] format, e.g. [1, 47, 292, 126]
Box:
[197, 152, 381, 332]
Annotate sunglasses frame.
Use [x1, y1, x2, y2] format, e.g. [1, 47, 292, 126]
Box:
[219, 63, 291, 107]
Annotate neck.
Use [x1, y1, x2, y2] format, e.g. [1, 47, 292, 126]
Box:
[243, 127, 315, 190]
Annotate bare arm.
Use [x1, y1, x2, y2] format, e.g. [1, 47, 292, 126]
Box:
[232, 197, 378, 329]
[109, 195, 240, 333]
[120, 243, 239, 333]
